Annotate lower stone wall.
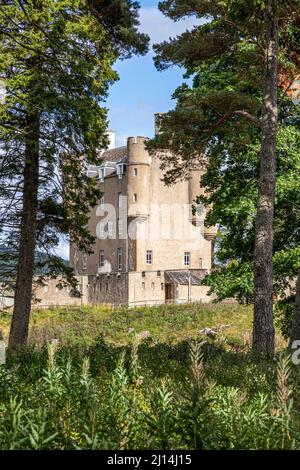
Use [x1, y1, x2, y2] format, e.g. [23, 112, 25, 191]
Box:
[26, 273, 217, 308]
[177, 284, 215, 303]
[127, 271, 215, 306]
[88, 273, 128, 305]
[33, 276, 89, 308]
[128, 271, 166, 306]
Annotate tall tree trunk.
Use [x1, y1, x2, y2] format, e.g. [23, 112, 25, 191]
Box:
[252, 0, 278, 356]
[9, 110, 40, 351]
[290, 270, 300, 344]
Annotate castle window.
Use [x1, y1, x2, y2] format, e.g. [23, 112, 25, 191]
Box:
[133, 168, 138, 176]
[142, 282, 145, 290]
[117, 248, 123, 271]
[199, 257, 203, 269]
[99, 250, 104, 268]
[161, 283, 164, 291]
[133, 193, 137, 203]
[151, 282, 155, 290]
[99, 168, 105, 182]
[117, 163, 126, 179]
[146, 250, 153, 265]
[184, 252, 190, 267]
[82, 254, 88, 270]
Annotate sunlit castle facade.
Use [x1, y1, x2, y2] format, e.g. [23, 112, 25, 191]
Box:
[70, 115, 217, 306]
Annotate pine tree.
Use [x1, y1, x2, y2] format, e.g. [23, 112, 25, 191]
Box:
[147, 0, 300, 356]
[0, 0, 148, 350]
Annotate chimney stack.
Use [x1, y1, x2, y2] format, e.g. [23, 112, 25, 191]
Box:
[107, 130, 116, 149]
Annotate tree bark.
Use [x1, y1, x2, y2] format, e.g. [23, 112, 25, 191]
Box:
[8, 110, 40, 351]
[252, 0, 278, 356]
[290, 270, 300, 344]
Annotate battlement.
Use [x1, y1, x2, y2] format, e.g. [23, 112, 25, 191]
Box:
[127, 136, 149, 145]
[127, 136, 150, 165]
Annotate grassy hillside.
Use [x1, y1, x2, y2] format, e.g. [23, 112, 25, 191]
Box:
[0, 303, 253, 347]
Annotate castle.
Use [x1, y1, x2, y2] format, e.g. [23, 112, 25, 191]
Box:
[69, 116, 217, 307]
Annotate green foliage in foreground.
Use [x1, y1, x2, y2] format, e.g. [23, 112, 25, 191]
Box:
[0, 304, 298, 450]
[0, 335, 300, 450]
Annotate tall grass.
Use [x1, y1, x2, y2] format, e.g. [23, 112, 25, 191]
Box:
[0, 337, 299, 450]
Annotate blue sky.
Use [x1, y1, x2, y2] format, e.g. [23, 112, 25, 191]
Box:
[57, 1, 201, 259]
[106, 0, 201, 146]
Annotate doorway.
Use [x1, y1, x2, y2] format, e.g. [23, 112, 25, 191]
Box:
[165, 284, 173, 302]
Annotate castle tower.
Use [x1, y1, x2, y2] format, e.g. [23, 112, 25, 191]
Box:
[127, 136, 150, 220]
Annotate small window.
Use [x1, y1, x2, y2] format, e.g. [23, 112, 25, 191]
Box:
[133, 168, 138, 176]
[117, 248, 123, 271]
[161, 283, 164, 291]
[117, 163, 126, 179]
[133, 193, 137, 203]
[99, 168, 105, 182]
[99, 250, 105, 268]
[151, 282, 155, 290]
[82, 254, 88, 270]
[199, 257, 203, 269]
[100, 196, 105, 209]
[142, 282, 145, 290]
[146, 250, 153, 265]
[184, 252, 190, 267]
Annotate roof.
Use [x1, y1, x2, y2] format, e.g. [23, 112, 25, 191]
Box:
[164, 271, 205, 286]
[101, 146, 127, 163]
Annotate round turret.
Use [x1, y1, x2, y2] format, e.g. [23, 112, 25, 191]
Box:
[204, 226, 218, 241]
[127, 137, 150, 219]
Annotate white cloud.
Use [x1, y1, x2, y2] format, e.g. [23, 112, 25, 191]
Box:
[139, 7, 203, 45]
[54, 241, 69, 261]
